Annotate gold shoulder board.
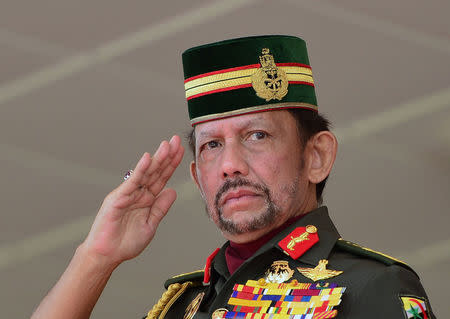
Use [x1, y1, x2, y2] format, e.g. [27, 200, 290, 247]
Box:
[336, 238, 417, 276]
[146, 282, 192, 319]
[164, 270, 204, 289]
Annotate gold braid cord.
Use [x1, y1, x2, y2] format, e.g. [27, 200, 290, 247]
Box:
[146, 282, 191, 319]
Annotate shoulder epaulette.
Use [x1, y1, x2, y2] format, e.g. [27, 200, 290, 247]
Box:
[335, 238, 418, 276]
[164, 269, 204, 289]
[146, 271, 204, 318]
[146, 281, 192, 319]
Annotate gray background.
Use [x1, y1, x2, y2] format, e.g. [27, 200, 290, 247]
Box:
[0, 0, 449, 318]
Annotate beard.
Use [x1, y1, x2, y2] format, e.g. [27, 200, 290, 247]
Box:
[204, 177, 284, 235]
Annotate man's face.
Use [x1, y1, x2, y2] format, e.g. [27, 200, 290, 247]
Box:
[191, 110, 313, 243]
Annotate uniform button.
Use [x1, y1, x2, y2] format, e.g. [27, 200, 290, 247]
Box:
[306, 225, 317, 233]
[211, 308, 228, 319]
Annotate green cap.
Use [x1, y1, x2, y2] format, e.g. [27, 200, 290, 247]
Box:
[182, 35, 318, 126]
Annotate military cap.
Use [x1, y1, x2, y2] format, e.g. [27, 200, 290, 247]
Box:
[182, 35, 318, 126]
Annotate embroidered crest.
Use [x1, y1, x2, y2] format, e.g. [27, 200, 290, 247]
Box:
[297, 259, 343, 282]
[400, 295, 431, 319]
[264, 260, 295, 283]
[251, 48, 288, 101]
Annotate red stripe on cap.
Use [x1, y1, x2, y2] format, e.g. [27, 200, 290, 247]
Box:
[277, 62, 311, 69]
[187, 80, 314, 101]
[203, 247, 220, 284]
[184, 62, 311, 83]
[289, 80, 315, 87]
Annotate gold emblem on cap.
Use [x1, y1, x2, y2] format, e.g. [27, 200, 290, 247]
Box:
[297, 259, 343, 282]
[251, 48, 288, 101]
[264, 260, 294, 283]
[211, 308, 228, 319]
[183, 292, 205, 319]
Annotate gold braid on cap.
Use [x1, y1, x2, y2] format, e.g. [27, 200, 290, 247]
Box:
[146, 282, 192, 319]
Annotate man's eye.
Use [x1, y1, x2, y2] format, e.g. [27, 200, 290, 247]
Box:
[249, 131, 267, 140]
[203, 140, 220, 150]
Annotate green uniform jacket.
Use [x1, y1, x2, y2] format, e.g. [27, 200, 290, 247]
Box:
[145, 207, 435, 318]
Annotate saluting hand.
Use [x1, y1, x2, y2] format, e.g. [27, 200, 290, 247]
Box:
[81, 135, 184, 267]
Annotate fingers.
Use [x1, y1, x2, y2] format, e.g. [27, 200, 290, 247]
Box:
[118, 152, 152, 196]
[147, 188, 177, 228]
[148, 143, 184, 195]
[120, 136, 174, 192]
[118, 135, 184, 208]
[145, 140, 171, 181]
[143, 136, 184, 192]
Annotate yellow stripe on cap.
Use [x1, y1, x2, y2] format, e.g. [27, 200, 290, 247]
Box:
[184, 65, 314, 100]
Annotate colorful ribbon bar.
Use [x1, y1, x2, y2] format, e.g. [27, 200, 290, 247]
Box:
[223, 309, 338, 319]
[221, 279, 345, 319]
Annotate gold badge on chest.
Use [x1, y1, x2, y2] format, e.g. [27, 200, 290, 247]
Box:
[183, 292, 205, 319]
[297, 259, 343, 282]
[264, 260, 294, 283]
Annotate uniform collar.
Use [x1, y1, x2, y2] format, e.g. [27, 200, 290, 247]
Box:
[212, 206, 340, 279]
[274, 206, 341, 266]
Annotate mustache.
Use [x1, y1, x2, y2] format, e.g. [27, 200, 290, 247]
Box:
[214, 177, 270, 209]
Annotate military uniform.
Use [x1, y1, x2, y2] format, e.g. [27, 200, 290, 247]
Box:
[144, 207, 435, 319]
[143, 35, 435, 318]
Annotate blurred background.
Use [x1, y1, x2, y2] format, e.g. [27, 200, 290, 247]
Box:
[0, 0, 449, 317]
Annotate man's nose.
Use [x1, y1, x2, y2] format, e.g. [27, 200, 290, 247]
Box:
[220, 143, 249, 178]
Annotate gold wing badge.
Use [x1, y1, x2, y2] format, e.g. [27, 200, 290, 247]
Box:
[297, 259, 343, 282]
[251, 48, 288, 101]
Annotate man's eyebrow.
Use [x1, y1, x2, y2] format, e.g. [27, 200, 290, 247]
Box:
[196, 117, 270, 139]
[197, 129, 217, 139]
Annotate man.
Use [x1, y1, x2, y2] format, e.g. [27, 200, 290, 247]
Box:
[31, 35, 435, 319]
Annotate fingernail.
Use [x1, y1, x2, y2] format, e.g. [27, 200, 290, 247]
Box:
[169, 135, 175, 144]
[154, 141, 164, 156]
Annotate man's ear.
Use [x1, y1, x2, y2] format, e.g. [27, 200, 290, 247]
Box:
[190, 160, 200, 189]
[306, 131, 338, 184]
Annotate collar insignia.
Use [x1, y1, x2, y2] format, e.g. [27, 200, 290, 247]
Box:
[297, 259, 343, 282]
[278, 225, 319, 260]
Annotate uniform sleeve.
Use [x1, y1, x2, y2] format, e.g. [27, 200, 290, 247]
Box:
[350, 264, 436, 319]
